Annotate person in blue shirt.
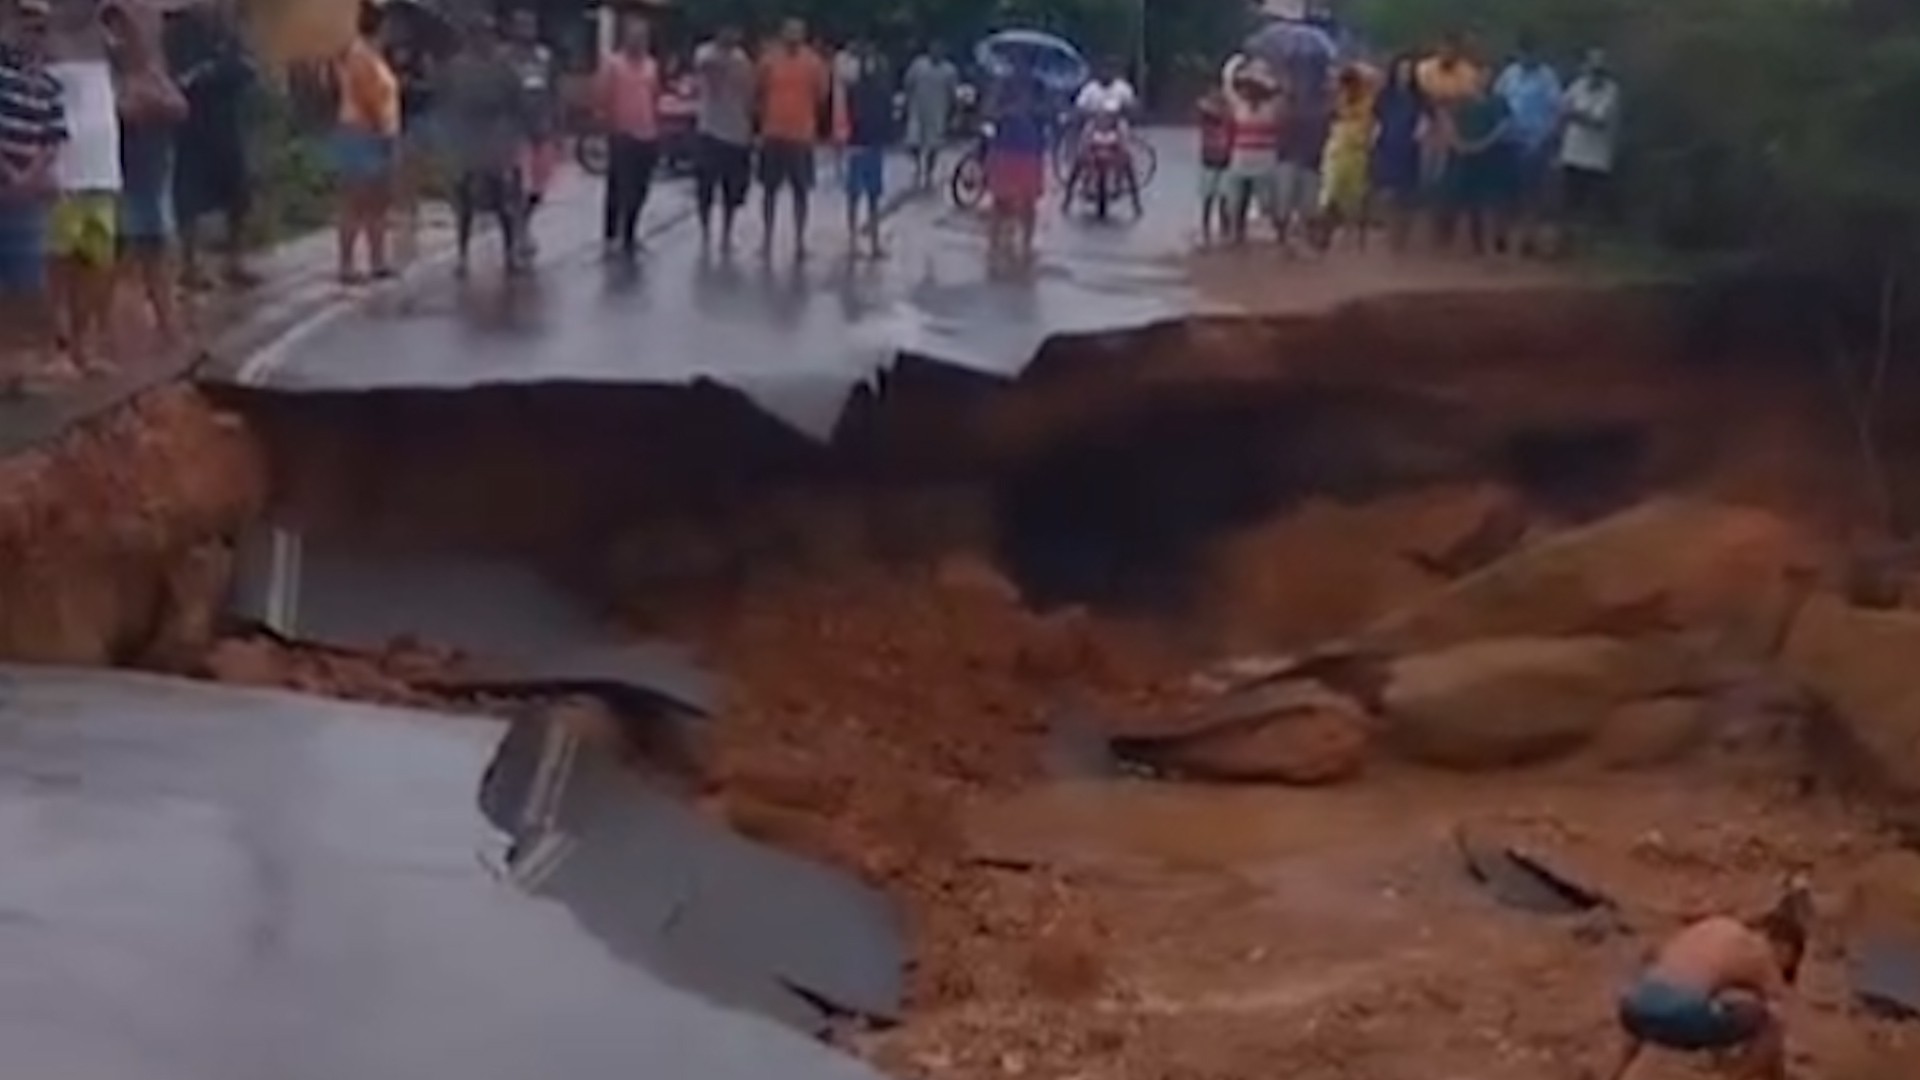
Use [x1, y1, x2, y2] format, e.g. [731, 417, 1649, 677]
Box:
[1492, 33, 1563, 254]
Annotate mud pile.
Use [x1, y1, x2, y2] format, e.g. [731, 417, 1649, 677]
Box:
[0, 386, 263, 669]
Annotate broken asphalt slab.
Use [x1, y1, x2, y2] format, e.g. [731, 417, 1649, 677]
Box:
[0, 666, 892, 1080]
[1851, 935, 1920, 1020]
[483, 715, 908, 1030]
[1455, 827, 1613, 916]
[198, 137, 1204, 440]
[228, 524, 718, 719]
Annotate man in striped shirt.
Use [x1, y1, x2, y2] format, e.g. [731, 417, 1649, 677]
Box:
[0, 0, 66, 389]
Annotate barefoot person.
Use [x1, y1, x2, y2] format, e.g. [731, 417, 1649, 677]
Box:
[755, 16, 827, 261]
[104, 0, 184, 346]
[983, 52, 1047, 269]
[331, 1, 398, 283]
[46, 6, 120, 374]
[438, 12, 529, 280]
[1600, 880, 1811, 1080]
[902, 40, 958, 190]
[595, 13, 661, 261]
[691, 24, 752, 251]
[165, 0, 256, 289]
[839, 38, 890, 259]
[0, 0, 65, 390]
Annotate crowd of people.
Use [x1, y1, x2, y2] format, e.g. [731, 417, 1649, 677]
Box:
[1197, 30, 1624, 258]
[1, 0, 257, 392]
[332, 6, 971, 276]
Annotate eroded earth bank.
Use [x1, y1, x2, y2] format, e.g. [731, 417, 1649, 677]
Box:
[10, 285, 1920, 1079]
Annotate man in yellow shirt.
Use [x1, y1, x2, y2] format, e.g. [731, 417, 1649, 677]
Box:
[332, 0, 398, 282]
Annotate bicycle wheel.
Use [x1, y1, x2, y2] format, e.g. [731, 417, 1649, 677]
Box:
[1129, 134, 1159, 188]
[950, 149, 987, 209]
[1050, 121, 1079, 183]
[574, 134, 609, 177]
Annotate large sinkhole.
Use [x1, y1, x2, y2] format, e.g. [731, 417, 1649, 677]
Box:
[220, 364, 1656, 622]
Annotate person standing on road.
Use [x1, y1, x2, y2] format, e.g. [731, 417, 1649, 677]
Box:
[330, 1, 399, 284]
[45, 3, 120, 374]
[983, 53, 1048, 269]
[1222, 57, 1283, 246]
[840, 39, 891, 259]
[103, 0, 184, 346]
[1492, 33, 1563, 254]
[692, 24, 752, 252]
[438, 11, 530, 280]
[384, 14, 439, 266]
[1556, 48, 1620, 257]
[0, 0, 65, 391]
[503, 6, 556, 228]
[164, 0, 255, 289]
[754, 17, 827, 262]
[594, 14, 660, 262]
[1369, 53, 1427, 252]
[1444, 79, 1516, 255]
[1415, 30, 1484, 247]
[902, 41, 958, 190]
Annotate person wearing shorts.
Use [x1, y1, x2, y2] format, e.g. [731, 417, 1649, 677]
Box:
[1492, 34, 1563, 254]
[46, 43, 119, 374]
[0, 0, 65, 389]
[105, 0, 185, 345]
[839, 41, 890, 259]
[1195, 87, 1231, 244]
[1223, 61, 1282, 245]
[755, 17, 826, 261]
[503, 5, 556, 227]
[984, 60, 1047, 268]
[165, 0, 256, 289]
[331, 2, 398, 283]
[439, 11, 528, 279]
[693, 25, 752, 250]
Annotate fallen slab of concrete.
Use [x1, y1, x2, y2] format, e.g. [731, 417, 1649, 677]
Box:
[228, 525, 719, 719]
[0, 666, 892, 1079]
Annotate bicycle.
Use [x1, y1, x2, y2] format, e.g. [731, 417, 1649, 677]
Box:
[1050, 115, 1158, 187]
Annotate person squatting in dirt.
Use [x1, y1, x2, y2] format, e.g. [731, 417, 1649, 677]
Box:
[1598, 877, 1811, 1080]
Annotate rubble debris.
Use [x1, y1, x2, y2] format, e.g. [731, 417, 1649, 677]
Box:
[1380, 635, 1702, 770]
[1852, 936, 1920, 1021]
[1783, 594, 1920, 800]
[1457, 828, 1612, 915]
[1587, 696, 1710, 770]
[1110, 680, 1373, 785]
[1363, 498, 1818, 657]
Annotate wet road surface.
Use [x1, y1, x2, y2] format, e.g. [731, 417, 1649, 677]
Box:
[217, 133, 1205, 436]
[0, 666, 894, 1079]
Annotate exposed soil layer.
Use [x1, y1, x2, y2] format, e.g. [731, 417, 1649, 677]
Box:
[0, 385, 264, 670]
[13, 282, 1920, 1079]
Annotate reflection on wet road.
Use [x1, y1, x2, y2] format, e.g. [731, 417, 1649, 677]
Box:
[0, 667, 890, 1080]
[220, 134, 1205, 436]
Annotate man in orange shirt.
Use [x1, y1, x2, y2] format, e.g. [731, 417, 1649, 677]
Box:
[755, 16, 826, 260]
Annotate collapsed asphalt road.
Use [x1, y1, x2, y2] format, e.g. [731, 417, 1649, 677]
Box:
[206, 135, 1204, 436]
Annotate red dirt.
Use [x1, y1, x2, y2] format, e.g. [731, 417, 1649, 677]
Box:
[0, 385, 263, 667]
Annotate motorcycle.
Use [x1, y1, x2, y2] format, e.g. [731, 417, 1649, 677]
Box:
[1065, 115, 1140, 221]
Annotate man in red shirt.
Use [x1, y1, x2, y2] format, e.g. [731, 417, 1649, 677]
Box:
[594, 14, 660, 260]
[754, 16, 826, 260]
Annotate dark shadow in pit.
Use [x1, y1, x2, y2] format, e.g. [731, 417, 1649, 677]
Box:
[1499, 423, 1649, 522]
[989, 385, 1491, 613]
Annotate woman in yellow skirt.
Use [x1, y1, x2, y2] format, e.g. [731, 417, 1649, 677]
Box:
[1318, 64, 1375, 250]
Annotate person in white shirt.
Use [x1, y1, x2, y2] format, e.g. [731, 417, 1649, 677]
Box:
[1064, 57, 1139, 212]
[1557, 48, 1620, 255]
[46, 5, 118, 374]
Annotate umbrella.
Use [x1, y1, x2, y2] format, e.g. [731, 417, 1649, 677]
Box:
[1245, 18, 1337, 105]
[974, 28, 1089, 93]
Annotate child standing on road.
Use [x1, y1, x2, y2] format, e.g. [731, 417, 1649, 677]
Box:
[103, 0, 185, 346]
[1223, 58, 1283, 245]
[840, 41, 891, 260]
[46, 7, 120, 374]
[1318, 64, 1375, 251]
[1196, 86, 1231, 244]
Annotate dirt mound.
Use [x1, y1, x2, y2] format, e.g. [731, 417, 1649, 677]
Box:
[0, 387, 263, 667]
[654, 556, 1196, 1010]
